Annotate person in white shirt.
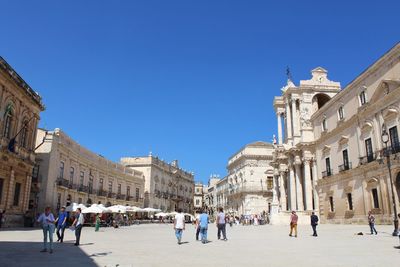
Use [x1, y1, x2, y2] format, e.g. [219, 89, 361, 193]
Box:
[71, 208, 84, 246]
[37, 207, 55, 253]
[173, 208, 185, 245]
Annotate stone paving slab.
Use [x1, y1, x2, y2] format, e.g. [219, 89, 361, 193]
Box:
[1, 224, 399, 267]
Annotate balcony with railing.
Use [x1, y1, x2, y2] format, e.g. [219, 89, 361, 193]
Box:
[322, 170, 332, 178]
[359, 152, 377, 165]
[77, 185, 89, 193]
[116, 194, 126, 200]
[56, 177, 70, 188]
[338, 162, 352, 172]
[97, 189, 108, 197]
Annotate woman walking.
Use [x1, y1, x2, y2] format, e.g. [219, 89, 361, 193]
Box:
[95, 214, 100, 232]
[37, 207, 55, 253]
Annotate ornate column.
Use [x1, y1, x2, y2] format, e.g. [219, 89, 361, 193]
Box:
[23, 174, 32, 212]
[291, 98, 298, 139]
[6, 169, 16, 209]
[277, 112, 283, 145]
[279, 171, 287, 211]
[311, 160, 319, 211]
[303, 159, 313, 210]
[285, 100, 292, 142]
[294, 161, 304, 211]
[288, 163, 296, 211]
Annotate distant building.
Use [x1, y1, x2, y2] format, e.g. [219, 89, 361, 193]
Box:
[0, 57, 44, 226]
[204, 175, 220, 216]
[193, 182, 206, 212]
[34, 128, 145, 213]
[121, 156, 195, 213]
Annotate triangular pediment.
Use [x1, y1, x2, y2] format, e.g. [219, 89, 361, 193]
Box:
[369, 79, 400, 104]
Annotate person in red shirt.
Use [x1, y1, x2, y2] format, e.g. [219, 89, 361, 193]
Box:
[289, 211, 298, 237]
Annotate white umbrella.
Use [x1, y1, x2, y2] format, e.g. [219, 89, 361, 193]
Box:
[168, 211, 178, 217]
[108, 205, 127, 213]
[143, 207, 161, 213]
[65, 203, 87, 212]
[126, 206, 142, 212]
[82, 205, 104, 214]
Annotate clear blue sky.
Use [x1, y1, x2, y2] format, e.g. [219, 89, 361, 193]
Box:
[1, 1, 399, 183]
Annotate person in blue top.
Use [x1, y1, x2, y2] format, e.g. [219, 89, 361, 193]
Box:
[199, 209, 209, 244]
[55, 206, 68, 243]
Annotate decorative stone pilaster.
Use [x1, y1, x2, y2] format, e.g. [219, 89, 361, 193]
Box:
[288, 164, 296, 211]
[277, 112, 283, 145]
[285, 101, 292, 142]
[294, 160, 304, 211]
[303, 159, 313, 211]
[279, 171, 287, 211]
[311, 160, 319, 211]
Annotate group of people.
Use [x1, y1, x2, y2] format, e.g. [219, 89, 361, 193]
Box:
[173, 207, 228, 245]
[36, 206, 85, 253]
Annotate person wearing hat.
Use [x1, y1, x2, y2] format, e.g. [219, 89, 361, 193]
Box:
[55, 206, 68, 243]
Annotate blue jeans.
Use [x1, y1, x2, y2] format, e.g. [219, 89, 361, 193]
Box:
[175, 229, 183, 242]
[200, 227, 208, 243]
[42, 224, 55, 250]
[369, 223, 377, 234]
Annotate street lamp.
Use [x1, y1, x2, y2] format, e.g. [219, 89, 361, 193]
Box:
[381, 123, 399, 236]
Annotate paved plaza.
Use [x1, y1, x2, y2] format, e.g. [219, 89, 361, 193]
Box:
[1, 223, 400, 267]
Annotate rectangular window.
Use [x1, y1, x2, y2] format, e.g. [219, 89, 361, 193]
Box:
[126, 186, 130, 197]
[343, 149, 349, 170]
[325, 157, 331, 176]
[338, 106, 344, 120]
[329, 196, 334, 212]
[79, 171, 84, 186]
[69, 167, 74, 184]
[118, 184, 122, 195]
[135, 188, 140, 202]
[365, 138, 374, 162]
[389, 126, 400, 153]
[99, 178, 104, 191]
[59, 162, 64, 179]
[78, 197, 82, 204]
[359, 91, 367, 106]
[57, 193, 61, 210]
[0, 178, 4, 204]
[322, 118, 327, 131]
[13, 182, 21, 206]
[267, 177, 273, 190]
[347, 193, 353, 210]
[108, 181, 113, 193]
[88, 175, 94, 194]
[372, 188, 379, 209]
[196, 199, 200, 205]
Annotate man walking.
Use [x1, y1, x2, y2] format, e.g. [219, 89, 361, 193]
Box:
[199, 209, 209, 244]
[173, 208, 185, 245]
[310, 212, 319, 237]
[71, 208, 84, 246]
[289, 211, 298, 237]
[216, 207, 227, 241]
[368, 211, 378, 235]
[55, 206, 68, 242]
[37, 207, 55, 253]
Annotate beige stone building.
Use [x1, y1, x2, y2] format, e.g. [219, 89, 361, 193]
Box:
[193, 182, 206, 212]
[204, 175, 221, 216]
[271, 66, 341, 224]
[121, 156, 194, 213]
[34, 128, 145, 213]
[0, 57, 44, 226]
[312, 43, 400, 224]
[224, 141, 275, 216]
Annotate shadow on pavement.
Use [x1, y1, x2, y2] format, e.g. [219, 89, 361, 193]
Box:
[0, 241, 98, 267]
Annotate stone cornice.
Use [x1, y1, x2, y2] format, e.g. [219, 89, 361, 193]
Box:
[0, 56, 45, 110]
